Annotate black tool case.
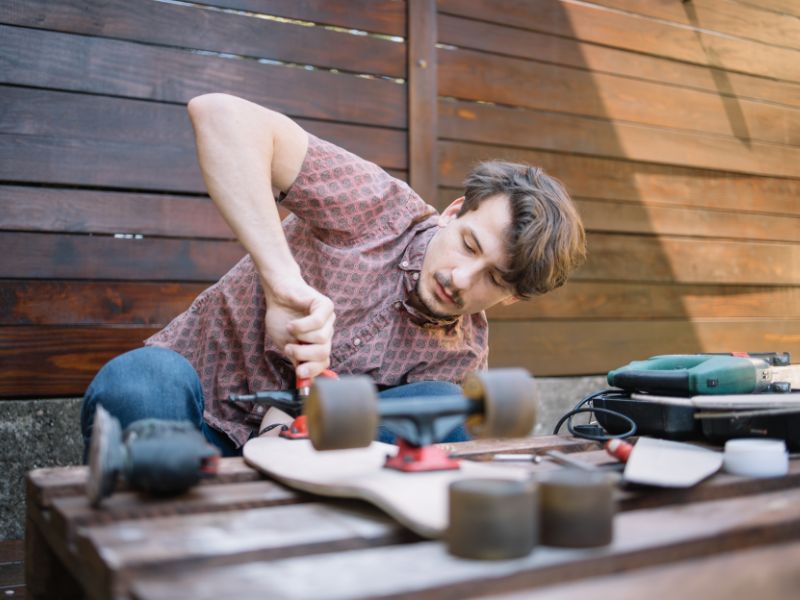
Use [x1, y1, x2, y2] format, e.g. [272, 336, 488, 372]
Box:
[593, 395, 701, 440]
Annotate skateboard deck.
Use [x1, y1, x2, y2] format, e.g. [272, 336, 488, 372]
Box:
[243, 437, 529, 539]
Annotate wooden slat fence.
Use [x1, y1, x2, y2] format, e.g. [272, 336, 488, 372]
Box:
[1, 0, 798, 395]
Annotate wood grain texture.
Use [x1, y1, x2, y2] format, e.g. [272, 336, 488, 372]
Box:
[0, 25, 405, 129]
[438, 189, 800, 243]
[486, 281, 800, 321]
[0, 232, 243, 281]
[487, 319, 800, 376]
[437, 0, 800, 82]
[591, 0, 800, 51]
[438, 141, 800, 216]
[129, 487, 800, 598]
[439, 48, 800, 147]
[408, 0, 438, 203]
[0, 326, 159, 397]
[0, 281, 206, 326]
[438, 100, 800, 178]
[193, 0, 407, 36]
[438, 14, 800, 109]
[2, 0, 406, 78]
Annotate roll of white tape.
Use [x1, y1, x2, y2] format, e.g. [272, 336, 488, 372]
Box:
[723, 439, 788, 478]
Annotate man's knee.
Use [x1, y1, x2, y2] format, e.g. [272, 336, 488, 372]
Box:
[81, 347, 202, 435]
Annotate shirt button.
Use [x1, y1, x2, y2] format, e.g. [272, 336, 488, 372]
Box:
[394, 301, 402, 309]
[400, 260, 409, 268]
[256, 406, 265, 414]
[412, 272, 419, 281]
[353, 337, 362, 346]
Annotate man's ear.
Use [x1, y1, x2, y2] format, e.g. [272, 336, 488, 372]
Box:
[438, 196, 464, 226]
[500, 296, 520, 306]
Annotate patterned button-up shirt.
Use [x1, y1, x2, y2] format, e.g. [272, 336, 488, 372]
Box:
[146, 134, 488, 446]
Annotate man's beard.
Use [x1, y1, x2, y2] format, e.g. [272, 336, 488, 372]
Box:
[415, 273, 462, 319]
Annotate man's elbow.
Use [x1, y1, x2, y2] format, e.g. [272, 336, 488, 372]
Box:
[187, 93, 237, 122]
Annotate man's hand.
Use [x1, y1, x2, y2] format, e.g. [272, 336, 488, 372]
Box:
[263, 278, 335, 381]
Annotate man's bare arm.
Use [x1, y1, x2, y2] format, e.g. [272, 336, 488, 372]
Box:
[187, 93, 334, 378]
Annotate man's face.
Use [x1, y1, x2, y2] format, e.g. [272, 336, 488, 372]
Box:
[418, 194, 519, 318]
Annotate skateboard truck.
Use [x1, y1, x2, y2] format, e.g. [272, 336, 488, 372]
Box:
[305, 369, 539, 473]
[228, 370, 338, 440]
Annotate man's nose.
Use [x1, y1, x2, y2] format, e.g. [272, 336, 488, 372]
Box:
[451, 261, 483, 290]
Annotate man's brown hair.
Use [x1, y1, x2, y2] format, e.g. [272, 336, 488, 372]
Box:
[460, 161, 586, 298]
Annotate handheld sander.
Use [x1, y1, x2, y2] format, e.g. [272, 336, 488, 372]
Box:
[87, 406, 221, 507]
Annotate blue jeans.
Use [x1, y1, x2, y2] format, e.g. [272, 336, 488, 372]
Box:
[81, 347, 470, 461]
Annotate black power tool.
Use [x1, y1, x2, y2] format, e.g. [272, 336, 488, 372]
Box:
[87, 406, 221, 507]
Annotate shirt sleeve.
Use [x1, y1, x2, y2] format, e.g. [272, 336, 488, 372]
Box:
[279, 134, 435, 245]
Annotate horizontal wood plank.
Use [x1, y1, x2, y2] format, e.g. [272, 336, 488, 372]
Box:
[486, 281, 800, 321]
[80, 502, 411, 600]
[0, 326, 158, 397]
[0, 233, 243, 281]
[437, 0, 800, 82]
[0, 186, 231, 238]
[438, 188, 800, 243]
[591, 0, 800, 51]
[0, 25, 405, 129]
[0, 87, 407, 191]
[193, 0, 407, 37]
[579, 233, 800, 286]
[438, 141, 800, 216]
[488, 319, 800, 375]
[438, 14, 800, 109]
[130, 487, 800, 598]
[2, 0, 406, 78]
[439, 48, 800, 148]
[438, 100, 800, 179]
[0, 281, 206, 326]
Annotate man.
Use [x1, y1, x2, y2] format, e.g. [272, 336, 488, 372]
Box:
[81, 94, 586, 457]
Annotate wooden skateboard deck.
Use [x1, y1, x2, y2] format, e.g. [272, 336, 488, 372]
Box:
[243, 437, 529, 539]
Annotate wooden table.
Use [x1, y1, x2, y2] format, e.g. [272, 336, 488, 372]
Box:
[25, 436, 800, 599]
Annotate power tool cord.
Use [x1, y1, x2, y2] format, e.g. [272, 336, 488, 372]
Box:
[552, 389, 638, 442]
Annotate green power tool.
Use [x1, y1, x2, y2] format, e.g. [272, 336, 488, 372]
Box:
[607, 352, 798, 396]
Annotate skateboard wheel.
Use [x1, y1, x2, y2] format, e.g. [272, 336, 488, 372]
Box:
[86, 406, 125, 507]
[305, 376, 379, 450]
[462, 369, 538, 438]
[448, 478, 537, 559]
[538, 469, 615, 548]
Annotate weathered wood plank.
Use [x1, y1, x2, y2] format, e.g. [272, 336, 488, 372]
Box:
[0, 25, 405, 129]
[0, 281, 204, 326]
[438, 189, 800, 243]
[0, 87, 407, 191]
[503, 540, 800, 599]
[438, 141, 800, 216]
[438, 14, 800, 109]
[26, 458, 261, 509]
[0, 185, 230, 238]
[82, 502, 412, 600]
[0, 233, 242, 280]
[437, 0, 800, 82]
[439, 49, 800, 147]
[438, 100, 800, 179]
[129, 487, 800, 599]
[579, 233, 800, 286]
[1, 0, 406, 78]
[485, 281, 800, 321]
[488, 319, 800, 376]
[591, 0, 800, 51]
[0, 326, 158, 397]
[194, 0, 407, 36]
